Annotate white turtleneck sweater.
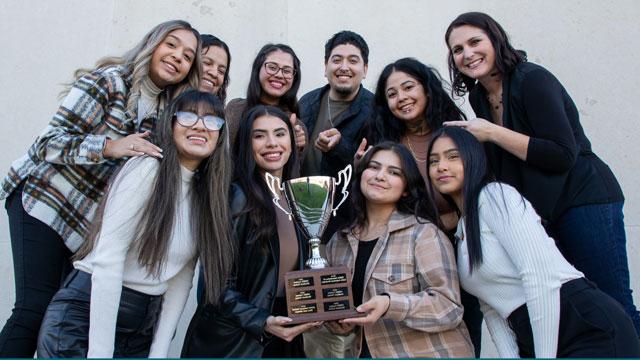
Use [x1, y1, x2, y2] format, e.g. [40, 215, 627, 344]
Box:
[456, 183, 583, 358]
[137, 77, 162, 124]
[74, 156, 197, 358]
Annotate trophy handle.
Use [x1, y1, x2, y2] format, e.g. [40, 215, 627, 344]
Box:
[332, 164, 352, 216]
[264, 172, 292, 219]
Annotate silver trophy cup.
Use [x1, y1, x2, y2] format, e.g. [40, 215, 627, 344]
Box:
[265, 165, 352, 269]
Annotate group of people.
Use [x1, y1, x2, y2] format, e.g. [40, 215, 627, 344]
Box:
[0, 11, 639, 358]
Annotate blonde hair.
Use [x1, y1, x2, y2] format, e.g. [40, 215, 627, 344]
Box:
[62, 19, 202, 112]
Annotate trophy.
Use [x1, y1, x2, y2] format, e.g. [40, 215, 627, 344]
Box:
[265, 165, 365, 324]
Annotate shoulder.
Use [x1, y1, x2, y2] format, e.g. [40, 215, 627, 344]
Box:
[226, 98, 247, 110]
[478, 182, 528, 216]
[511, 62, 559, 88]
[358, 87, 375, 101]
[299, 86, 326, 106]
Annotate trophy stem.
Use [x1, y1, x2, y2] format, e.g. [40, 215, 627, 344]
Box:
[305, 237, 329, 269]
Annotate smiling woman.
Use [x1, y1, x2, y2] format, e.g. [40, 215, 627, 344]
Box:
[0, 20, 202, 358]
[182, 105, 320, 358]
[36, 90, 234, 358]
[224, 44, 307, 152]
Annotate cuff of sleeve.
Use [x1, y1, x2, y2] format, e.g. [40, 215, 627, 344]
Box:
[81, 134, 108, 163]
[382, 292, 409, 321]
[247, 309, 272, 340]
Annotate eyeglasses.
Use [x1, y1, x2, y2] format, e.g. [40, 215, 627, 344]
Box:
[263, 62, 296, 79]
[174, 111, 225, 131]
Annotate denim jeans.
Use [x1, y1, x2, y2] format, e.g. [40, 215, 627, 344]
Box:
[547, 201, 640, 336]
[0, 185, 72, 357]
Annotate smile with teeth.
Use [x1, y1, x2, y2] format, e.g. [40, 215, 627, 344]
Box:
[187, 135, 207, 144]
[163, 60, 178, 74]
[203, 79, 216, 88]
[399, 103, 414, 114]
[466, 58, 483, 69]
[262, 151, 282, 161]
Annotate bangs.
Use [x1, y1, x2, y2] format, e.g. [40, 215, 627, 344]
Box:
[174, 90, 224, 118]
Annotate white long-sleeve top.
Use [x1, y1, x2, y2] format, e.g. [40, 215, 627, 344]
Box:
[74, 156, 198, 358]
[455, 183, 583, 358]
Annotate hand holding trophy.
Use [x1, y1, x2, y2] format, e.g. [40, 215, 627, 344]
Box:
[265, 165, 365, 324]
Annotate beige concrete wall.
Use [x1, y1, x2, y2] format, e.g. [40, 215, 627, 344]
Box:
[1, 0, 638, 356]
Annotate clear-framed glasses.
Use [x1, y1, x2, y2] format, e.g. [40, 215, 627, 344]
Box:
[263, 62, 296, 79]
[174, 111, 225, 131]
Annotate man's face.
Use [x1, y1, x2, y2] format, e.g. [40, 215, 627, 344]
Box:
[324, 44, 368, 99]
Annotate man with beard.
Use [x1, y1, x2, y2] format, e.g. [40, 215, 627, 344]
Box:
[299, 30, 373, 358]
[299, 30, 373, 239]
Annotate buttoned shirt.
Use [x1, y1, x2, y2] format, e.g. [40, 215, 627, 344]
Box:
[0, 66, 157, 251]
[326, 211, 474, 358]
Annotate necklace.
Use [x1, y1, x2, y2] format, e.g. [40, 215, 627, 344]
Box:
[404, 135, 428, 162]
[486, 92, 503, 110]
[326, 96, 335, 128]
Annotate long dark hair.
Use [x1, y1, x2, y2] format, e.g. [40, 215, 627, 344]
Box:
[426, 127, 494, 272]
[77, 89, 234, 305]
[246, 44, 301, 115]
[365, 58, 466, 145]
[348, 141, 438, 233]
[445, 12, 527, 96]
[201, 34, 231, 103]
[233, 105, 298, 244]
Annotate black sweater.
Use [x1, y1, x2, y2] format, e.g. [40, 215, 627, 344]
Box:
[469, 62, 623, 222]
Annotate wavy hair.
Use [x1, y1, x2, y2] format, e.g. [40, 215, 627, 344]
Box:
[63, 20, 202, 114]
[77, 90, 233, 305]
[233, 105, 298, 245]
[246, 44, 301, 115]
[445, 12, 527, 96]
[365, 58, 466, 145]
[201, 34, 231, 103]
[347, 141, 438, 234]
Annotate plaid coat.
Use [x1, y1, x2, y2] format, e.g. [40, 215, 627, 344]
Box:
[0, 66, 156, 251]
[326, 211, 474, 358]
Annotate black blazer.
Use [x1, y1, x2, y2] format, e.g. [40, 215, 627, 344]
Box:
[470, 62, 622, 222]
[182, 183, 307, 358]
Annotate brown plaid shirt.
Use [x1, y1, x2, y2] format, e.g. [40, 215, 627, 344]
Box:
[0, 66, 156, 251]
[326, 211, 474, 358]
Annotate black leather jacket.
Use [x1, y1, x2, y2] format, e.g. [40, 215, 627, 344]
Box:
[182, 183, 307, 358]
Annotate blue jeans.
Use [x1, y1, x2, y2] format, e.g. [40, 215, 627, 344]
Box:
[547, 201, 640, 336]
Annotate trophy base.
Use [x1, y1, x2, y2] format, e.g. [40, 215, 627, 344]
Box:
[284, 266, 366, 325]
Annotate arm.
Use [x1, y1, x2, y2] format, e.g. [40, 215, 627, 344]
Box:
[33, 73, 117, 165]
[87, 158, 157, 357]
[480, 184, 563, 358]
[479, 300, 520, 358]
[148, 258, 197, 358]
[384, 226, 464, 332]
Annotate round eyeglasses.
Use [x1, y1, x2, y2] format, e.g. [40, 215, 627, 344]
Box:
[174, 111, 225, 131]
[263, 62, 296, 80]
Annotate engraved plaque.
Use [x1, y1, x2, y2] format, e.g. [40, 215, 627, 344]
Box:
[323, 287, 348, 298]
[324, 300, 349, 312]
[293, 290, 316, 301]
[284, 266, 365, 324]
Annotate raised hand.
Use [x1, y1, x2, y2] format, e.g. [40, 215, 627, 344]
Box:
[315, 128, 342, 152]
[290, 114, 307, 149]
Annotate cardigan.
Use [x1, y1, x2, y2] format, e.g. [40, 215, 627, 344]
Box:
[74, 156, 197, 358]
[0, 65, 157, 251]
[469, 61, 623, 222]
[326, 211, 474, 358]
[456, 183, 583, 357]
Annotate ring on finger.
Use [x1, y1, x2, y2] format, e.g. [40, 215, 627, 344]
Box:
[130, 144, 135, 151]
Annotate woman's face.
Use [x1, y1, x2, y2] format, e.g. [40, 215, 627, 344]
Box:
[385, 71, 428, 125]
[447, 25, 497, 82]
[259, 50, 295, 104]
[173, 102, 221, 171]
[200, 45, 229, 95]
[149, 28, 198, 88]
[360, 149, 406, 207]
[251, 114, 292, 178]
[428, 136, 464, 199]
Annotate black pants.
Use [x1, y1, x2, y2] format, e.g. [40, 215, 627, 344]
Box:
[37, 269, 162, 358]
[508, 278, 640, 358]
[0, 185, 72, 357]
[461, 288, 483, 357]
